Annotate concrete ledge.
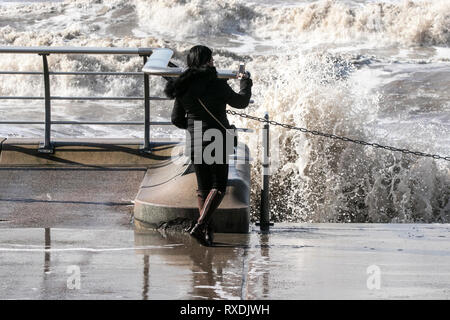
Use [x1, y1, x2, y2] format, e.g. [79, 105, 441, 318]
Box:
[0, 137, 5, 154]
[0, 138, 182, 167]
[134, 148, 251, 233]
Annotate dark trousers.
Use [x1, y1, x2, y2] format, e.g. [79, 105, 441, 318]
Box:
[193, 163, 229, 194]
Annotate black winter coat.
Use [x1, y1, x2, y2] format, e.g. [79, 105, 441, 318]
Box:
[164, 66, 252, 163]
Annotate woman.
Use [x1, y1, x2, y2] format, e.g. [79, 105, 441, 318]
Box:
[164, 45, 252, 246]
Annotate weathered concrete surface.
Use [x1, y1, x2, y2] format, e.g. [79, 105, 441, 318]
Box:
[0, 138, 181, 167]
[0, 167, 146, 228]
[244, 224, 450, 299]
[0, 224, 449, 300]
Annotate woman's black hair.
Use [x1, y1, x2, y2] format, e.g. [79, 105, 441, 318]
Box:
[187, 45, 212, 68]
[164, 45, 216, 98]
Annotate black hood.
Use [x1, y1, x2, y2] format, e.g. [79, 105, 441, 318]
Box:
[164, 66, 218, 99]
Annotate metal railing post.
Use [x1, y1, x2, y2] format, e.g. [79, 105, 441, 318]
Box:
[38, 53, 54, 153]
[141, 55, 151, 153]
[260, 112, 271, 232]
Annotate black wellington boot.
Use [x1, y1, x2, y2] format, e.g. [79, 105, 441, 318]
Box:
[190, 188, 225, 246]
[187, 190, 209, 244]
[196, 190, 209, 214]
[198, 189, 215, 245]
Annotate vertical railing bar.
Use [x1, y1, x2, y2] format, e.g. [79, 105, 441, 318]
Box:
[142, 55, 151, 153]
[260, 112, 271, 232]
[38, 53, 54, 153]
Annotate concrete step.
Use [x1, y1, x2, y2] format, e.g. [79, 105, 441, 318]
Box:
[0, 138, 181, 167]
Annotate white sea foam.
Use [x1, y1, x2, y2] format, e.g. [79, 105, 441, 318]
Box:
[253, 0, 450, 46]
[434, 46, 450, 61]
[130, 0, 450, 48]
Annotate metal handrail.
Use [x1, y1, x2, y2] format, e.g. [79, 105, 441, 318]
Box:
[0, 46, 157, 153]
[0, 121, 172, 125]
[142, 48, 239, 79]
[0, 71, 144, 75]
[48, 71, 143, 76]
[0, 46, 253, 153]
[0, 120, 253, 132]
[0, 96, 172, 101]
[0, 71, 43, 75]
[0, 46, 154, 55]
[0, 121, 253, 132]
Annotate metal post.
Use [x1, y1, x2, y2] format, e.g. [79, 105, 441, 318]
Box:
[260, 112, 271, 232]
[141, 55, 151, 153]
[38, 53, 54, 153]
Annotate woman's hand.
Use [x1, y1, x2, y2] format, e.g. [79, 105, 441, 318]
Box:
[239, 71, 251, 79]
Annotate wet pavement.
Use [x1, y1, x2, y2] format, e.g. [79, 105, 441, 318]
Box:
[0, 167, 146, 228]
[1, 163, 449, 299]
[1, 224, 449, 300]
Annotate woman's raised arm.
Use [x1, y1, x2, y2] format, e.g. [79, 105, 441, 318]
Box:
[223, 77, 252, 109]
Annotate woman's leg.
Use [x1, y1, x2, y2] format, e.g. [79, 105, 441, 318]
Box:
[196, 163, 229, 223]
[211, 163, 229, 194]
[191, 164, 213, 245]
[193, 163, 212, 214]
[190, 164, 228, 246]
[191, 164, 229, 245]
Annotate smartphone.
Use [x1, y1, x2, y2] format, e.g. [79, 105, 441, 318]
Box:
[238, 63, 245, 78]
